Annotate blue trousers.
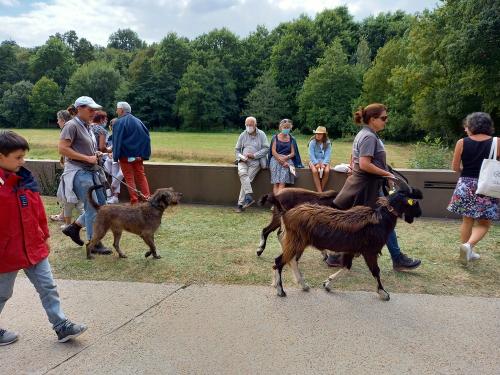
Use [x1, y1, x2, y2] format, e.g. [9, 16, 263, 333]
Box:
[386, 229, 401, 260]
[0, 258, 67, 331]
[73, 169, 106, 240]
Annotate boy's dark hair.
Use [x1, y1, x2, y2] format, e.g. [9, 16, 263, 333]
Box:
[0, 130, 30, 156]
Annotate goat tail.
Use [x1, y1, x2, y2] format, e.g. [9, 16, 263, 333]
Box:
[87, 184, 104, 211]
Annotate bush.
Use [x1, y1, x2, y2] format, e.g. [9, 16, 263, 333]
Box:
[409, 136, 452, 169]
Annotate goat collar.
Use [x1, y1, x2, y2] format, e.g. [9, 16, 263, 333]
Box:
[377, 197, 400, 218]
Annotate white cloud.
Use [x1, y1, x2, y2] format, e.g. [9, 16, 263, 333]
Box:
[0, 0, 19, 6]
[0, 0, 137, 46]
[0, 0, 438, 47]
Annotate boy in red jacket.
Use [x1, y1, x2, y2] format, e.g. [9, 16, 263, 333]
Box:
[0, 130, 87, 345]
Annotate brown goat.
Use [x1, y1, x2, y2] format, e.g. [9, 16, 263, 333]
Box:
[257, 188, 338, 256]
[272, 184, 423, 300]
[86, 186, 182, 260]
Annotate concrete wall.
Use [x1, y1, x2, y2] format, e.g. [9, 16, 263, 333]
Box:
[25, 160, 461, 219]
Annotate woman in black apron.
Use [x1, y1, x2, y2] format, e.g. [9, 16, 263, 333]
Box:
[327, 103, 421, 271]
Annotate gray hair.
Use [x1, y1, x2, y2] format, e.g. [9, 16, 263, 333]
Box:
[245, 116, 257, 125]
[279, 118, 293, 130]
[56, 110, 72, 122]
[465, 112, 494, 136]
[117, 101, 131, 113]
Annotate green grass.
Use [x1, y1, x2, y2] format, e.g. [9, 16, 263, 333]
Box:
[44, 197, 500, 297]
[14, 129, 414, 168]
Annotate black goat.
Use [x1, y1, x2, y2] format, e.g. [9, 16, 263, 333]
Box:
[272, 180, 423, 300]
[257, 188, 338, 256]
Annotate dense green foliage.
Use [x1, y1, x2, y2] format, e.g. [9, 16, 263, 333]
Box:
[0, 1, 498, 143]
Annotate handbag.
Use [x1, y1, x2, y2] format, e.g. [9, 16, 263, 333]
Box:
[476, 137, 500, 198]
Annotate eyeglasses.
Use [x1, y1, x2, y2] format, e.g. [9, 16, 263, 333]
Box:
[378, 115, 388, 122]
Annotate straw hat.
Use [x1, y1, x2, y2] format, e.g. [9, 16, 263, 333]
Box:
[313, 126, 327, 134]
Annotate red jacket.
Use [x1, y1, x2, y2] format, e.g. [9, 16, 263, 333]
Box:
[0, 167, 50, 273]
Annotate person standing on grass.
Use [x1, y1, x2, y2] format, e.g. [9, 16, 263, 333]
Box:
[327, 103, 421, 271]
[59, 96, 112, 256]
[234, 116, 269, 213]
[52, 109, 80, 227]
[113, 102, 151, 204]
[0, 130, 87, 346]
[308, 126, 332, 192]
[447, 112, 499, 265]
[102, 118, 123, 204]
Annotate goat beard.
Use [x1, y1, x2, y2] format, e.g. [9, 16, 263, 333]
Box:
[403, 213, 415, 223]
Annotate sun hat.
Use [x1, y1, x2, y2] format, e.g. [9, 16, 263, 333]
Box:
[313, 126, 327, 134]
[74, 96, 102, 109]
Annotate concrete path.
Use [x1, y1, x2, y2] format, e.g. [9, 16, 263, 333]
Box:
[1, 278, 499, 375]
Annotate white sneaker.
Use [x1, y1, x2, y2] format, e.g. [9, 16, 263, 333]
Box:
[459, 243, 472, 265]
[106, 196, 119, 204]
[470, 250, 480, 260]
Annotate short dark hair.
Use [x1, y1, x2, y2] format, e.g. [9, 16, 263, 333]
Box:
[465, 112, 495, 135]
[0, 130, 30, 156]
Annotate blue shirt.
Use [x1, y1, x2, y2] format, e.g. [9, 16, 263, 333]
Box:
[308, 139, 331, 164]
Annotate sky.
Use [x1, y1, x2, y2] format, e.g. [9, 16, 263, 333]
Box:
[0, 0, 440, 47]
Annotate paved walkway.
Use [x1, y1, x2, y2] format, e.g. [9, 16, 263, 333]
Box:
[1, 278, 499, 375]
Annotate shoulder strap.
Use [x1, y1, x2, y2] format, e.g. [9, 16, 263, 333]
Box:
[488, 137, 497, 160]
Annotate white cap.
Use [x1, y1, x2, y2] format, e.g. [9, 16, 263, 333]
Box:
[74, 96, 102, 109]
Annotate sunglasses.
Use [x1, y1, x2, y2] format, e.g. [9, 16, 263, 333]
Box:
[378, 115, 388, 122]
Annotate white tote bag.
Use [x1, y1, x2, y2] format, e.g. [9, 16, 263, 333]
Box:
[476, 137, 500, 198]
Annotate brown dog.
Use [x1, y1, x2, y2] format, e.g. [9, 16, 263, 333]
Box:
[86, 186, 182, 260]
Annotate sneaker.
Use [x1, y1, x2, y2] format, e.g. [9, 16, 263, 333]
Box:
[0, 329, 18, 346]
[393, 252, 421, 271]
[106, 196, 119, 204]
[62, 223, 84, 246]
[470, 250, 480, 260]
[234, 205, 244, 213]
[325, 254, 343, 267]
[459, 243, 472, 265]
[242, 193, 255, 209]
[56, 321, 87, 343]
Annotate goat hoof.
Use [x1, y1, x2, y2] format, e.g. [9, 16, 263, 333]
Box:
[145, 251, 152, 258]
[378, 289, 390, 301]
[302, 284, 310, 292]
[256, 249, 263, 257]
[277, 290, 287, 297]
[87, 254, 95, 260]
[153, 254, 162, 259]
[119, 254, 128, 258]
[323, 282, 331, 292]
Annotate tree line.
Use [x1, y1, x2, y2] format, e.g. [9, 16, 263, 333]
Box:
[0, 0, 498, 142]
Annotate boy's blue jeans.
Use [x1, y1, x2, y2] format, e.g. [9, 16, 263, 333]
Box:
[386, 229, 401, 260]
[73, 169, 106, 241]
[0, 258, 67, 331]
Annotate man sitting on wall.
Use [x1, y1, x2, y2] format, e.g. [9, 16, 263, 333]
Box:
[234, 116, 269, 213]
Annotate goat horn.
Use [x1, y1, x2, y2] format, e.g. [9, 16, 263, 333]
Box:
[384, 176, 411, 192]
